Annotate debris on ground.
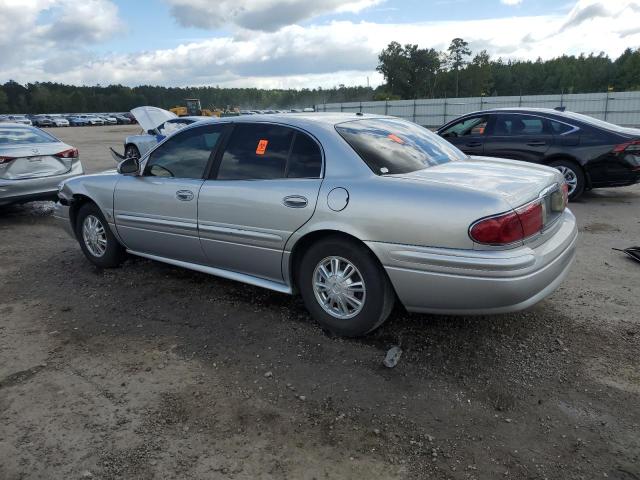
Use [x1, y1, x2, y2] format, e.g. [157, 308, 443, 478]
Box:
[383, 346, 403, 368]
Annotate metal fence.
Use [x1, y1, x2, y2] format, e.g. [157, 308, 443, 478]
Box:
[316, 91, 640, 128]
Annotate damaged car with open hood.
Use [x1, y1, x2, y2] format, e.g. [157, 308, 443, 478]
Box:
[111, 106, 210, 161]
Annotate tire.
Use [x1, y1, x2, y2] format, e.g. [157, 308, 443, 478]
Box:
[75, 202, 126, 268]
[125, 144, 140, 160]
[550, 159, 585, 201]
[298, 236, 395, 337]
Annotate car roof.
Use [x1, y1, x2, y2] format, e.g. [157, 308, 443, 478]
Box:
[194, 112, 389, 128]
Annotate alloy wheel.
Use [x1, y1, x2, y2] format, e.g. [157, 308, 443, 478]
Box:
[82, 215, 107, 258]
[555, 165, 578, 196]
[312, 256, 366, 319]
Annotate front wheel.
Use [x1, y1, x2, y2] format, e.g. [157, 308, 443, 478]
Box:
[550, 160, 585, 201]
[299, 237, 395, 337]
[75, 203, 126, 268]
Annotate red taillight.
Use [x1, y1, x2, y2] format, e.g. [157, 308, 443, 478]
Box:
[612, 139, 640, 153]
[0, 156, 15, 165]
[470, 200, 544, 245]
[54, 148, 78, 159]
[517, 201, 543, 237]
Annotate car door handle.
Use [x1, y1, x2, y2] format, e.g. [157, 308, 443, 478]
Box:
[466, 141, 482, 147]
[283, 195, 308, 208]
[526, 141, 547, 146]
[176, 190, 194, 201]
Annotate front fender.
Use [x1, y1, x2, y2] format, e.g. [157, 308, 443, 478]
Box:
[58, 173, 122, 241]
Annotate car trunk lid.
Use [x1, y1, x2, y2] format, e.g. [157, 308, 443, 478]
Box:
[0, 143, 74, 180]
[390, 156, 564, 209]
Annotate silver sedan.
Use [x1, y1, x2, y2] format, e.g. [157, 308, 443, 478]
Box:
[54, 113, 577, 337]
[1, 123, 83, 206]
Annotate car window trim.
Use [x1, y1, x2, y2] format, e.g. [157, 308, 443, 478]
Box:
[207, 121, 325, 181]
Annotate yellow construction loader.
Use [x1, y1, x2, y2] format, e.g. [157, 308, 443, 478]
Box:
[170, 98, 216, 117]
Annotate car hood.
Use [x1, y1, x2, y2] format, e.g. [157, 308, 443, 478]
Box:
[390, 156, 563, 209]
[130, 106, 177, 133]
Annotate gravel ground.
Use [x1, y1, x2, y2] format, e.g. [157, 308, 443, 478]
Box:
[1, 125, 639, 480]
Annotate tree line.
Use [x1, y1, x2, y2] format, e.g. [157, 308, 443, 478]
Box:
[0, 82, 374, 114]
[0, 40, 639, 114]
[376, 40, 640, 100]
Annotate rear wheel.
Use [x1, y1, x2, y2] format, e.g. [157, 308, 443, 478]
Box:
[124, 144, 140, 160]
[550, 159, 585, 201]
[75, 203, 126, 268]
[298, 236, 395, 337]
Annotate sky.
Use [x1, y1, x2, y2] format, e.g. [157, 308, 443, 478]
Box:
[0, 0, 639, 89]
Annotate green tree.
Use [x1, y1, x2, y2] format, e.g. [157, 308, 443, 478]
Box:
[447, 38, 471, 97]
[376, 41, 410, 97]
[0, 89, 8, 112]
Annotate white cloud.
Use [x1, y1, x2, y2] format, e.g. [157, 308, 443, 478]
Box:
[1, 0, 640, 89]
[501, 0, 523, 5]
[0, 0, 123, 69]
[165, 0, 384, 31]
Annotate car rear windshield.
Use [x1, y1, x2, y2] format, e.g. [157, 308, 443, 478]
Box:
[0, 126, 58, 145]
[335, 118, 466, 175]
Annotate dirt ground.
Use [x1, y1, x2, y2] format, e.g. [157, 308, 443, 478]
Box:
[1, 125, 639, 480]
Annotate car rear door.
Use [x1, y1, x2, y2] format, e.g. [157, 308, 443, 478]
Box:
[483, 113, 553, 163]
[114, 123, 225, 264]
[438, 114, 490, 155]
[197, 122, 323, 282]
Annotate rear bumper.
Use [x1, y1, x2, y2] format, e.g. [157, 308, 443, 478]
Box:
[0, 161, 83, 206]
[367, 210, 578, 315]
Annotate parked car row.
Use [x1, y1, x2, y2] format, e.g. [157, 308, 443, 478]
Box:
[0, 112, 135, 127]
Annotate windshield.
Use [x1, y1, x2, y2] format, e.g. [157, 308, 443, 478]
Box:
[336, 118, 466, 175]
[0, 126, 58, 145]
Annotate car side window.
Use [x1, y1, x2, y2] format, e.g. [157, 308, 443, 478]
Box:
[494, 114, 548, 136]
[550, 120, 576, 135]
[217, 124, 294, 180]
[286, 133, 322, 178]
[144, 124, 223, 179]
[440, 116, 488, 138]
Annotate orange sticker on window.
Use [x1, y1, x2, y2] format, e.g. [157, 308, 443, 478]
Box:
[387, 133, 404, 144]
[256, 139, 269, 155]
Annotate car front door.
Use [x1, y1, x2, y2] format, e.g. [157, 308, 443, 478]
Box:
[438, 115, 490, 155]
[198, 123, 323, 282]
[114, 123, 225, 264]
[483, 113, 553, 163]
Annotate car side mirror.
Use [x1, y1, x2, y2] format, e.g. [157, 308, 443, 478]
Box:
[118, 157, 140, 175]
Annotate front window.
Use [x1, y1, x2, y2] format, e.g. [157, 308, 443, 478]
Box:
[144, 124, 224, 179]
[335, 118, 466, 176]
[440, 116, 488, 137]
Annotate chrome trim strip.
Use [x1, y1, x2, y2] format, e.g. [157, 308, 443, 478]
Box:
[386, 248, 536, 272]
[198, 223, 283, 242]
[116, 213, 198, 231]
[127, 250, 293, 294]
